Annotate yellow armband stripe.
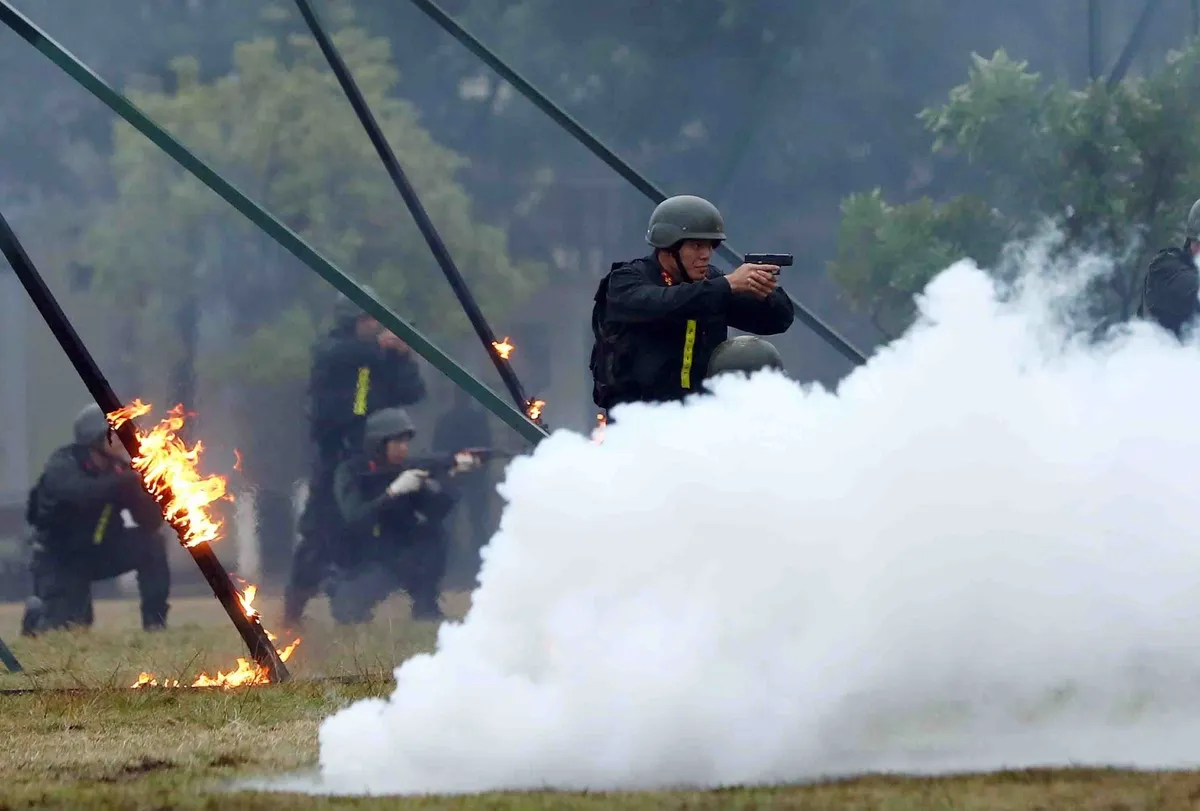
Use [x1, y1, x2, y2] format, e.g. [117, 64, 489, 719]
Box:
[353, 366, 371, 416]
[681, 319, 697, 390]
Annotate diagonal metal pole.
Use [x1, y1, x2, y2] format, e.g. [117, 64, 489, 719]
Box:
[0, 634, 21, 673]
[0, 0, 547, 446]
[293, 0, 541, 423]
[1106, 0, 1163, 88]
[404, 0, 868, 367]
[0, 209, 288, 683]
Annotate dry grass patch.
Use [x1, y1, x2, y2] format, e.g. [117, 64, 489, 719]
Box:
[1, 596, 1200, 808]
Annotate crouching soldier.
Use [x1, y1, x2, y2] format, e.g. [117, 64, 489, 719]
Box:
[326, 407, 475, 625]
[1139, 198, 1200, 338]
[21, 404, 170, 635]
[284, 288, 426, 627]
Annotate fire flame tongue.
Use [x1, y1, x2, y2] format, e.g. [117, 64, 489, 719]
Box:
[129, 578, 301, 690]
[106, 400, 227, 548]
[485, 338, 546, 423]
[237, 582, 259, 621]
[593, 412, 607, 444]
[492, 337, 514, 360]
[110, 401, 301, 689]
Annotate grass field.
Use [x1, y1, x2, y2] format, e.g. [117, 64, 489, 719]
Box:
[1, 594, 1198, 809]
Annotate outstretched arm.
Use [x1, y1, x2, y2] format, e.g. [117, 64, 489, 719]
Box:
[727, 286, 795, 335]
[605, 265, 731, 323]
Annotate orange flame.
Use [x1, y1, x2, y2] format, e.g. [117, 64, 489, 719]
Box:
[592, 412, 607, 444]
[492, 337, 514, 360]
[236, 581, 259, 621]
[526, 398, 545, 421]
[131, 672, 180, 688]
[190, 658, 265, 688]
[109, 401, 301, 689]
[130, 578, 301, 690]
[275, 637, 302, 662]
[106, 400, 228, 548]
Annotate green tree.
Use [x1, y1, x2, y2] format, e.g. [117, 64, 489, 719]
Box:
[830, 45, 1200, 337]
[82, 17, 545, 387]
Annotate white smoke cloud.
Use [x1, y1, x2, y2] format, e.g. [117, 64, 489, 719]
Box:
[304, 240, 1200, 795]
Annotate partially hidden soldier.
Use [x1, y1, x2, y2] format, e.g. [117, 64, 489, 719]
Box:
[284, 288, 427, 627]
[325, 407, 477, 625]
[1139, 198, 1200, 339]
[589, 195, 795, 418]
[705, 335, 786, 380]
[21, 404, 169, 636]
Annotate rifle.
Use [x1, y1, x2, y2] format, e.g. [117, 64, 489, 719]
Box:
[367, 447, 515, 482]
[411, 446, 514, 477]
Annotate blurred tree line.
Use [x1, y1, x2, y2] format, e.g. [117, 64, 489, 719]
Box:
[3, 0, 1190, 381]
[83, 14, 544, 389]
[2, 0, 1198, 579]
[831, 43, 1200, 338]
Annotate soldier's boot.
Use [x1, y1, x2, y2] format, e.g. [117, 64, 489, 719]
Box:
[406, 530, 447, 623]
[407, 568, 445, 623]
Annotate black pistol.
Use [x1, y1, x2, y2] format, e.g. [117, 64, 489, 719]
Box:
[743, 253, 794, 275]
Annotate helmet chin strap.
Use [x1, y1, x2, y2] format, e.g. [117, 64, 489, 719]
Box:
[669, 244, 691, 283]
[666, 239, 721, 283]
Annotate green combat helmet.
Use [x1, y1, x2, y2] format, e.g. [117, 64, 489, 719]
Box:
[706, 336, 785, 379]
[73, 403, 110, 447]
[646, 195, 727, 249]
[1187, 198, 1200, 241]
[363, 407, 415, 455]
[334, 284, 381, 325]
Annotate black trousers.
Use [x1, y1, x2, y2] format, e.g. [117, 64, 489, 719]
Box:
[24, 531, 170, 634]
[283, 449, 342, 624]
[326, 522, 448, 625]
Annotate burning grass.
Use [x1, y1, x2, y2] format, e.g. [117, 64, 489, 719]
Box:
[1, 599, 1199, 808]
[130, 582, 302, 689]
[0, 594, 456, 691]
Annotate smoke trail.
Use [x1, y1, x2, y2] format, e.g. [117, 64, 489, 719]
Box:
[308, 239, 1200, 794]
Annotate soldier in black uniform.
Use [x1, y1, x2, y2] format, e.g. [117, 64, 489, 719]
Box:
[283, 289, 427, 627]
[20, 404, 169, 635]
[589, 195, 795, 414]
[1140, 198, 1200, 338]
[325, 407, 472, 625]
